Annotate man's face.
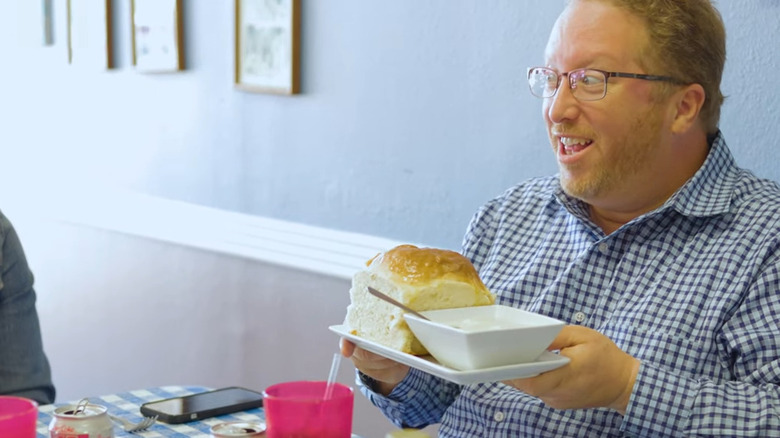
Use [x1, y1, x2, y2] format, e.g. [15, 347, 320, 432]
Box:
[543, 0, 672, 209]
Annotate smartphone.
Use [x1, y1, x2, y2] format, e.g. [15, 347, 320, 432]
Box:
[139, 386, 264, 424]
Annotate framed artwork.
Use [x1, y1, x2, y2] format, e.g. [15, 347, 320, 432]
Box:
[67, 0, 113, 69]
[131, 0, 184, 73]
[235, 0, 301, 94]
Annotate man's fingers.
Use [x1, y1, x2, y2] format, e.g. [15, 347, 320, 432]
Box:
[546, 325, 586, 351]
[351, 346, 389, 363]
[340, 338, 356, 357]
[504, 364, 565, 395]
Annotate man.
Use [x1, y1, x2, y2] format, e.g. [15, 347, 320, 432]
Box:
[0, 210, 55, 404]
[342, 0, 780, 436]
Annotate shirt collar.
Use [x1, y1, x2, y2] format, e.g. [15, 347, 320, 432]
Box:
[552, 131, 738, 221]
[666, 131, 738, 217]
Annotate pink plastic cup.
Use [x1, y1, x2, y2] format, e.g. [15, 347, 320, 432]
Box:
[263, 381, 353, 438]
[0, 396, 38, 438]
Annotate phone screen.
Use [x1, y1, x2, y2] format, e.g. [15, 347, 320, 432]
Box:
[141, 387, 263, 422]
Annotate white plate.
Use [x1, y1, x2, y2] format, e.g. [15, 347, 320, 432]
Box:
[329, 324, 569, 385]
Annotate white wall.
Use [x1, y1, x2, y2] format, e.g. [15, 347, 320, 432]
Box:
[10, 212, 436, 437]
[2, 1, 777, 250]
[1, 1, 778, 437]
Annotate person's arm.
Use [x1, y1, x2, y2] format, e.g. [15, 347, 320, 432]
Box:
[356, 366, 462, 429]
[620, 258, 780, 437]
[461, 197, 500, 271]
[342, 340, 461, 428]
[0, 211, 55, 404]
[504, 252, 780, 436]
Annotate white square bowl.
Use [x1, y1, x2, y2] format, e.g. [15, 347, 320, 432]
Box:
[404, 305, 565, 371]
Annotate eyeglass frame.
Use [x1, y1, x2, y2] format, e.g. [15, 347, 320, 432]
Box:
[526, 66, 687, 101]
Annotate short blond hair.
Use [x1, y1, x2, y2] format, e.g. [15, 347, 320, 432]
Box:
[569, 0, 726, 134]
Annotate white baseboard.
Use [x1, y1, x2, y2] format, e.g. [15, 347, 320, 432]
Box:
[4, 187, 408, 280]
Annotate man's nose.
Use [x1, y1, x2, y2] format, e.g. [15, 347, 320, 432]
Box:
[546, 79, 581, 123]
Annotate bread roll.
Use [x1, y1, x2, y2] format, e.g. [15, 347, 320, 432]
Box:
[346, 244, 495, 355]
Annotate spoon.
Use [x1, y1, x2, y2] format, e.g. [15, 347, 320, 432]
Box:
[367, 287, 431, 321]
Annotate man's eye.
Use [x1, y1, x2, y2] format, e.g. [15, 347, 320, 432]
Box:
[580, 74, 601, 86]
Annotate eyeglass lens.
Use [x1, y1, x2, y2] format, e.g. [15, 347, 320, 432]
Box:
[528, 68, 607, 101]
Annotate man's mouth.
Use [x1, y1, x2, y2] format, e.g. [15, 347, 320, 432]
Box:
[559, 136, 593, 156]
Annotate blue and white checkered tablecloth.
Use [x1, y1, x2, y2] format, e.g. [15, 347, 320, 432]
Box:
[36, 385, 266, 437]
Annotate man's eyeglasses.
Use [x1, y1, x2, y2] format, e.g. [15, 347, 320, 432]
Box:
[527, 67, 685, 101]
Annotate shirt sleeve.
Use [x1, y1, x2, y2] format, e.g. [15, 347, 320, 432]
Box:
[621, 253, 780, 437]
[356, 368, 462, 429]
[0, 211, 56, 404]
[461, 197, 501, 270]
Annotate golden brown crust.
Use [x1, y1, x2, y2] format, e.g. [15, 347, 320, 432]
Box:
[367, 244, 490, 293]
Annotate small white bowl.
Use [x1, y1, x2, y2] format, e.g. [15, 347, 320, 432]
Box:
[404, 305, 565, 370]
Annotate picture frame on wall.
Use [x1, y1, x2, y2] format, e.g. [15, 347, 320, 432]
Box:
[67, 0, 113, 69]
[131, 0, 184, 73]
[43, 0, 54, 45]
[235, 0, 301, 94]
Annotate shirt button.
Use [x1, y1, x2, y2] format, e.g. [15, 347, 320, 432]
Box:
[493, 411, 505, 422]
[574, 312, 586, 323]
[598, 242, 609, 254]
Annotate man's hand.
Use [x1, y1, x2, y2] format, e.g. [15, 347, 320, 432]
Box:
[503, 325, 640, 414]
[341, 338, 411, 396]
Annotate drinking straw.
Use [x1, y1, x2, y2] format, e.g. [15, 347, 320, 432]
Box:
[324, 352, 342, 400]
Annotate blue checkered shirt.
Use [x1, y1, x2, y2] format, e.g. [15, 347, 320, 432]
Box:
[359, 132, 780, 437]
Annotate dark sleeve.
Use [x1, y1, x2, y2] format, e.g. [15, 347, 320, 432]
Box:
[0, 210, 55, 404]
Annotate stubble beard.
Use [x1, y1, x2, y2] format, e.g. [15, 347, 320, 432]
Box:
[558, 107, 664, 202]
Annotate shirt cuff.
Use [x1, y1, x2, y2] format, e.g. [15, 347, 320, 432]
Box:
[358, 369, 422, 396]
[356, 369, 437, 428]
[620, 362, 694, 437]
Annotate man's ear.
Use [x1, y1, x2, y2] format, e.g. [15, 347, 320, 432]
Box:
[670, 83, 706, 134]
